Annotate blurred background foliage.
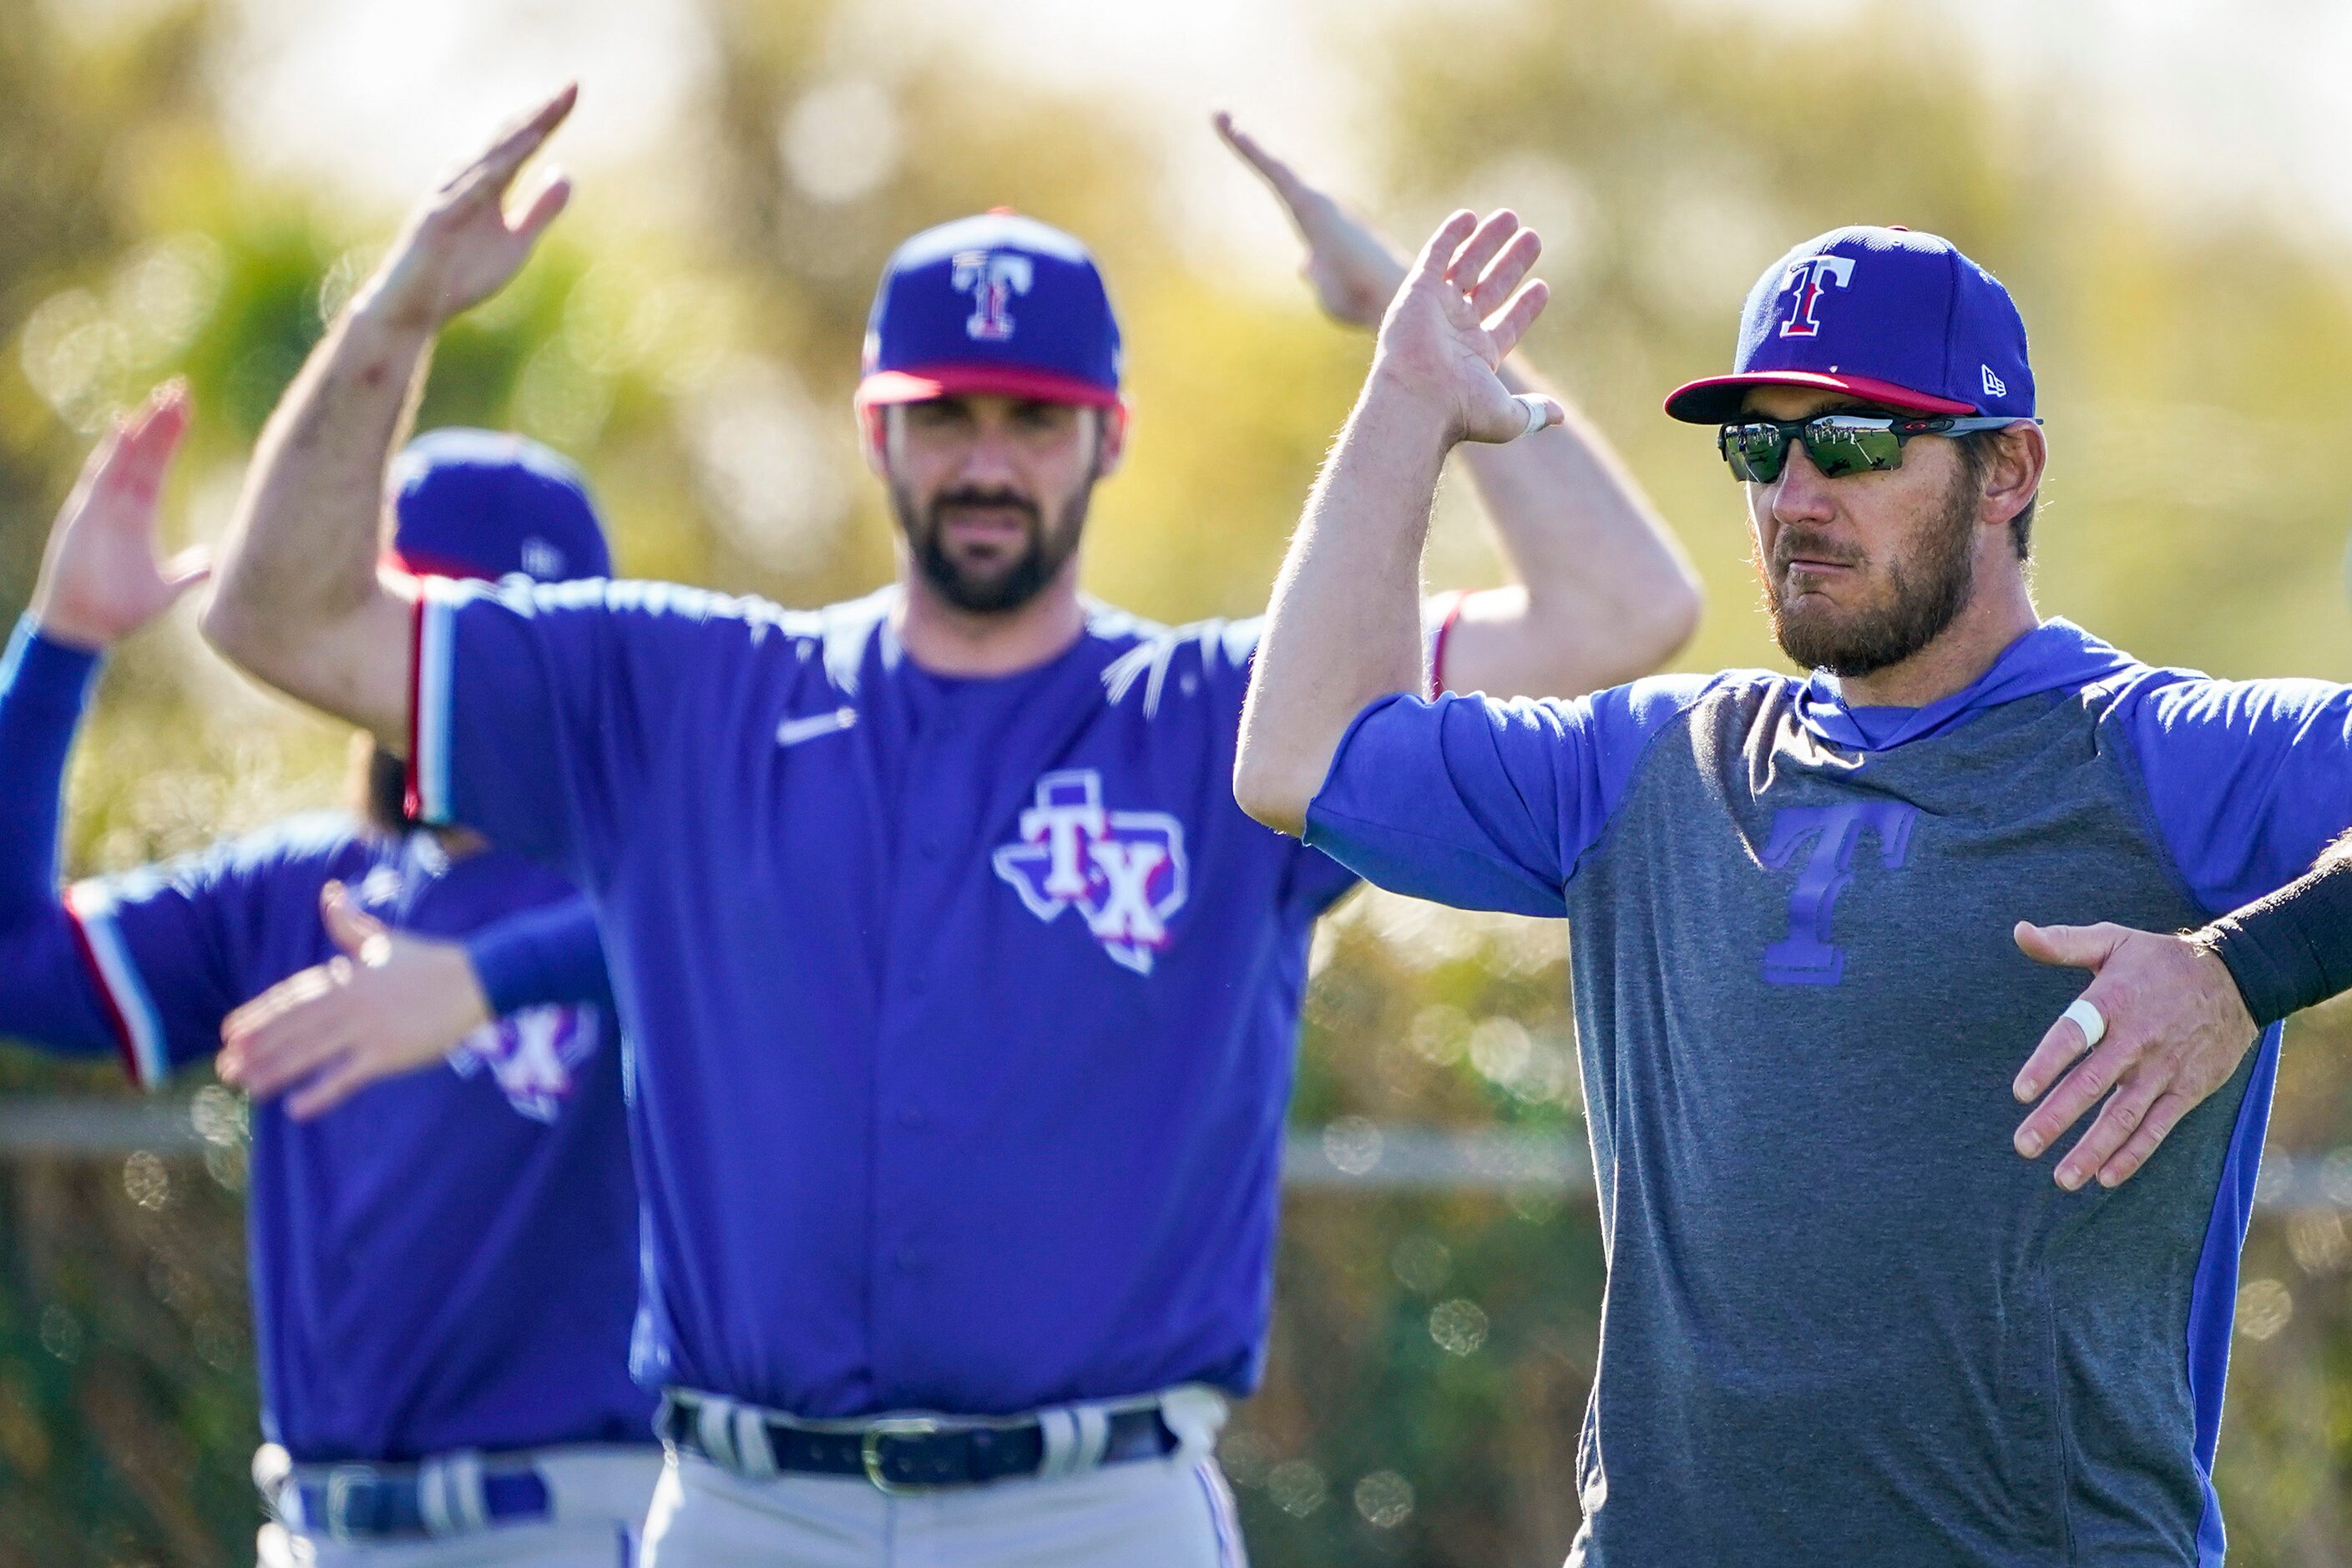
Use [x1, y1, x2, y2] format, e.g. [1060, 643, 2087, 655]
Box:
[3, 0, 2352, 1562]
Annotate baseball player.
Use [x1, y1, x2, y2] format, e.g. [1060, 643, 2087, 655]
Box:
[0, 387, 660, 1565]
[195, 89, 1698, 1565]
[1237, 215, 2352, 1563]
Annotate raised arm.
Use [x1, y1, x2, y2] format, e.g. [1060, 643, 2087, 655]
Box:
[1216, 114, 1698, 698]
[0, 387, 206, 1059]
[200, 87, 578, 748]
[1234, 209, 1558, 835]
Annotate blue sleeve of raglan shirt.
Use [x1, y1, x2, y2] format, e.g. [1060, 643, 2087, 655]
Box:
[408, 577, 746, 888]
[465, 895, 616, 1016]
[1302, 674, 1724, 916]
[2119, 674, 2352, 913]
[0, 618, 119, 1058]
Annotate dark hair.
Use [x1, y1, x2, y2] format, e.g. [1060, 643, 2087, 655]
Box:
[1957, 427, 2038, 560]
[361, 745, 418, 837]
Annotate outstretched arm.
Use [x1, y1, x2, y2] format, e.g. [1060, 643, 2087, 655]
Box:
[220, 885, 615, 1120]
[1217, 114, 1698, 697]
[1234, 209, 1558, 835]
[200, 87, 578, 748]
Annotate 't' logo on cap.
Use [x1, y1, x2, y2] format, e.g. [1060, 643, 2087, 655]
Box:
[953, 250, 1034, 341]
[1778, 255, 1855, 338]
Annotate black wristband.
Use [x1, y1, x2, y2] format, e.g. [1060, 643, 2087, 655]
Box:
[2203, 853, 2352, 1028]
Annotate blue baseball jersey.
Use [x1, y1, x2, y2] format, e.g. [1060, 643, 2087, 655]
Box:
[408, 581, 1360, 1417]
[68, 822, 653, 1463]
[1305, 620, 2352, 1565]
[0, 619, 650, 1464]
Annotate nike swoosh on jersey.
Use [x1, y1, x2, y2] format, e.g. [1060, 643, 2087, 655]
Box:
[776, 707, 860, 747]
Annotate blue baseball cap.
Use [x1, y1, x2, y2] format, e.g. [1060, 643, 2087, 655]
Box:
[856, 211, 1123, 409]
[387, 429, 611, 584]
[1665, 225, 2035, 425]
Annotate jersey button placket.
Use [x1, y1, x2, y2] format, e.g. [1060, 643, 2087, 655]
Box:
[872, 711, 964, 1383]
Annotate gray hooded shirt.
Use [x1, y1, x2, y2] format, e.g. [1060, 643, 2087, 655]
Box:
[1306, 621, 2352, 1565]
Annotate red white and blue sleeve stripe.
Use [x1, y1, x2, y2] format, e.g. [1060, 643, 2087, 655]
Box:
[62, 881, 171, 1090]
[407, 583, 462, 827]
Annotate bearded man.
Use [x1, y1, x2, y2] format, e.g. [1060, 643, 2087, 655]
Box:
[1237, 220, 2352, 1565]
[193, 90, 1699, 1565]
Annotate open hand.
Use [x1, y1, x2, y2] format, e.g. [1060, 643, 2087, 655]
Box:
[217, 881, 493, 1120]
[30, 382, 205, 651]
[1216, 111, 1408, 331]
[1370, 210, 1559, 446]
[352, 85, 577, 331]
[2009, 920, 2259, 1190]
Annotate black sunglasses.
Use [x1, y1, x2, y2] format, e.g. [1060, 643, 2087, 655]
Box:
[1717, 413, 2021, 483]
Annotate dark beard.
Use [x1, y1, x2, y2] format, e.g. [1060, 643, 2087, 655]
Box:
[1760, 470, 1979, 678]
[893, 481, 1091, 615]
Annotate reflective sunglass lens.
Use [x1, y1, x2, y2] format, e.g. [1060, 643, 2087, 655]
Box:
[1801, 422, 1906, 478]
[1721, 425, 1784, 483]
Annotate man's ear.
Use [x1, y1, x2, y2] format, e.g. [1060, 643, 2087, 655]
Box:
[1980, 421, 2046, 529]
[858, 404, 891, 477]
[1094, 403, 1130, 480]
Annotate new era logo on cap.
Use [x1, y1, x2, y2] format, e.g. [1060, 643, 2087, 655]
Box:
[857, 212, 1123, 409]
[1665, 225, 2036, 425]
[387, 429, 610, 586]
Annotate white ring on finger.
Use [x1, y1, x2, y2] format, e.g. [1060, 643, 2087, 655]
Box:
[1512, 392, 1547, 441]
[2062, 997, 2107, 1050]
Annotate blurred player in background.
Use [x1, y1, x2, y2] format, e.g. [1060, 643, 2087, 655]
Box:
[197, 89, 1697, 1566]
[0, 387, 659, 1565]
[1236, 214, 2352, 1562]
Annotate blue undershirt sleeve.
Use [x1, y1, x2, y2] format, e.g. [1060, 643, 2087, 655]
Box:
[1302, 675, 1719, 916]
[465, 895, 616, 1017]
[0, 617, 123, 1059]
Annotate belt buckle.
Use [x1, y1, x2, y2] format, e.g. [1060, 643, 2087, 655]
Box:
[321, 1464, 378, 1542]
[860, 1417, 943, 1494]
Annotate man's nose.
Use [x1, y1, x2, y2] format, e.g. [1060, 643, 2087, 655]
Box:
[954, 430, 1023, 488]
[1768, 442, 1839, 528]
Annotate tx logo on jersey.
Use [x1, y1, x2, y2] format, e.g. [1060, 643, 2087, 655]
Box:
[448, 1004, 600, 1123]
[953, 250, 1034, 341]
[1759, 800, 1919, 986]
[993, 770, 1188, 975]
[1778, 255, 1854, 337]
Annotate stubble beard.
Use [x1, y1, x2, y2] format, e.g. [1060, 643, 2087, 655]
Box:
[893, 479, 1093, 616]
[1758, 470, 1980, 678]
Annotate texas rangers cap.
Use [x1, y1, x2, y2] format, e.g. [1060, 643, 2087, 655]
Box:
[1664, 225, 2035, 424]
[855, 211, 1123, 409]
[387, 428, 611, 584]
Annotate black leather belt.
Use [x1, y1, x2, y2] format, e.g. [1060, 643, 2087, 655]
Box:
[657, 1388, 1179, 1492]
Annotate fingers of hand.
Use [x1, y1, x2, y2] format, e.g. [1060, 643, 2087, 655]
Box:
[220, 1005, 350, 1098]
[1469, 228, 1543, 319]
[162, 548, 212, 595]
[1408, 211, 1480, 287]
[1485, 280, 1551, 362]
[2093, 1090, 2194, 1189]
[2055, 1069, 2167, 1191]
[1444, 210, 1522, 295]
[2012, 1021, 2135, 1157]
[287, 1053, 378, 1122]
[2012, 991, 2109, 1102]
[478, 83, 578, 187]
[513, 169, 573, 243]
[2012, 919, 2127, 970]
[113, 387, 190, 508]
